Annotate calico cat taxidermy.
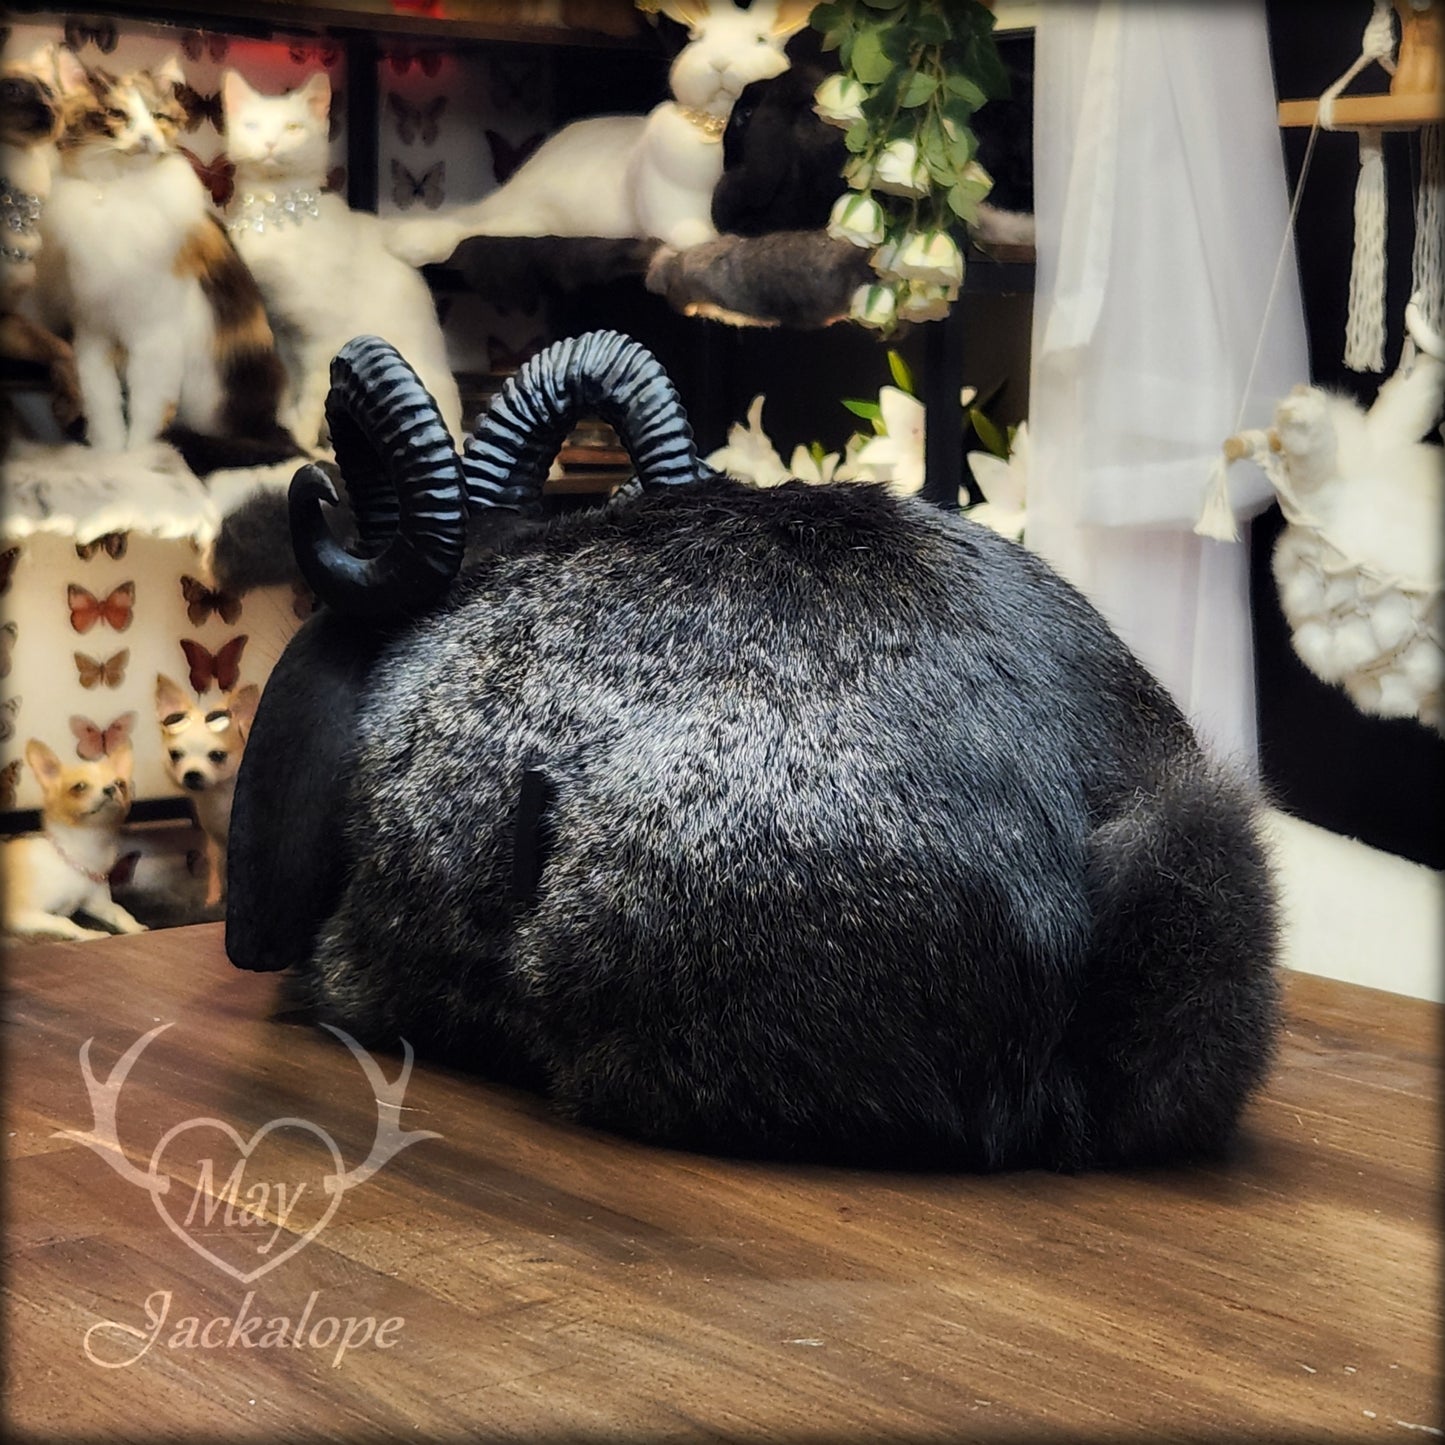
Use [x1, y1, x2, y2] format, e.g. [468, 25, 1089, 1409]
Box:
[36, 52, 295, 463]
[221, 69, 464, 448]
[384, 0, 815, 267]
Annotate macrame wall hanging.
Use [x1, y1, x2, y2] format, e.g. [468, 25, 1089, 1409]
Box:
[1194, 0, 1445, 735]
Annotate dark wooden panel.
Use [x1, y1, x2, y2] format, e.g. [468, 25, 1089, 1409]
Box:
[3, 925, 1438, 1441]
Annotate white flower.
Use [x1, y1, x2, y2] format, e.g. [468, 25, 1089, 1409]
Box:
[787, 444, 845, 484]
[827, 191, 887, 249]
[706, 394, 790, 487]
[814, 74, 866, 128]
[964, 421, 1030, 540]
[852, 385, 926, 496]
[849, 282, 899, 331]
[872, 139, 931, 198]
[896, 282, 955, 323]
[891, 230, 964, 287]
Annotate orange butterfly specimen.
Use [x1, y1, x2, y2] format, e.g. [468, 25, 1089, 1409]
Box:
[181, 635, 248, 694]
[75, 531, 128, 561]
[0, 546, 19, 595]
[0, 696, 19, 744]
[74, 649, 130, 690]
[68, 582, 135, 634]
[178, 146, 235, 208]
[0, 758, 21, 810]
[180, 575, 242, 627]
[70, 711, 136, 761]
[0, 620, 15, 680]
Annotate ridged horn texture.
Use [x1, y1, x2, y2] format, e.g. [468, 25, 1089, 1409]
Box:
[288, 335, 466, 621]
[463, 330, 703, 510]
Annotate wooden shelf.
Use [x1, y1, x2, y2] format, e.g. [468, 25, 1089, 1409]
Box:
[1278, 91, 1445, 129]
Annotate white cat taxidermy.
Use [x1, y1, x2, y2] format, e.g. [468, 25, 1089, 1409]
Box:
[385, 0, 815, 267]
[37, 52, 292, 456]
[1226, 301, 1444, 731]
[222, 69, 465, 448]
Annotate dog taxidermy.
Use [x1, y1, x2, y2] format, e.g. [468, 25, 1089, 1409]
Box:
[228, 330, 1281, 1171]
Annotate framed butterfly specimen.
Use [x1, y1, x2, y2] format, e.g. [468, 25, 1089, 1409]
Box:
[487, 130, 545, 186]
[176, 83, 224, 133]
[74, 649, 130, 690]
[74, 531, 128, 562]
[63, 17, 117, 54]
[0, 546, 19, 596]
[0, 621, 14, 681]
[0, 759, 21, 811]
[391, 160, 445, 211]
[386, 46, 443, 78]
[389, 94, 447, 146]
[0, 697, 18, 744]
[180, 636, 249, 694]
[180, 575, 242, 627]
[290, 40, 343, 69]
[109, 851, 142, 888]
[181, 30, 230, 63]
[68, 582, 135, 634]
[70, 711, 136, 761]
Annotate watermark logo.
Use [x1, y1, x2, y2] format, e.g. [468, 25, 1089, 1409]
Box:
[54, 1022, 440, 1284]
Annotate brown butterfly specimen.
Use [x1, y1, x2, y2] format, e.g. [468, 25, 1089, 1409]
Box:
[0, 758, 21, 811]
[290, 40, 343, 68]
[75, 530, 128, 562]
[0, 620, 15, 680]
[181, 635, 248, 694]
[109, 850, 141, 888]
[487, 130, 545, 186]
[0, 697, 19, 745]
[180, 575, 242, 627]
[0, 546, 19, 596]
[63, 16, 118, 53]
[324, 165, 348, 195]
[74, 649, 130, 690]
[391, 160, 445, 211]
[182, 29, 230, 63]
[179, 147, 236, 208]
[68, 582, 135, 634]
[386, 45, 443, 78]
[70, 711, 136, 761]
[389, 93, 447, 146]
[175, 82, 223, 132]
[487, 335, 546, 375]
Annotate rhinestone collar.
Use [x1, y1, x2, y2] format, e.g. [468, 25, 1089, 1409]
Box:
[49, 833, 113, 886]
[1, 177, 43, 236]
[677, 106, 727, 141]
[227, 184, 323, 235]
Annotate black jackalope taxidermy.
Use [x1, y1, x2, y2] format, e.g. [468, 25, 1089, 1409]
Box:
[228, 330, 1279, 1171]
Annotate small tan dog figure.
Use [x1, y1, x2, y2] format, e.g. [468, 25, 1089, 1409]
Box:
[1, 740, 147, 940]
[155, 674, 260, 907]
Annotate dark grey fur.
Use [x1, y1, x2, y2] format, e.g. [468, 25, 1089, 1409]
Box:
[237, 472, 1280, 1169]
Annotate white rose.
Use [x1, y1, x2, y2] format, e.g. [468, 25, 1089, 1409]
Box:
[891, 230, 964, 287]
[872, 139, 931, 198]
[827, 191, 887, 249]
[814, 74, 867, 128]
[849, 282, 899, 331]
[896, 282, 954, 323]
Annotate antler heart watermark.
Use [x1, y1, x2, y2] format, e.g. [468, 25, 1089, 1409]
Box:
[53, 1022, 440, 1284]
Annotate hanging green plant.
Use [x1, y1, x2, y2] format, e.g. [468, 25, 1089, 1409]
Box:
[811, 0, 1010, 333]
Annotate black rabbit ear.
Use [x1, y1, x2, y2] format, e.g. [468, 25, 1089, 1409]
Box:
[463, 330, 704, 511]
[289, 336, 466, 621]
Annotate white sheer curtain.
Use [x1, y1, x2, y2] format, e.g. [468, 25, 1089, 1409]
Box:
[1027, 1, 1310, 773]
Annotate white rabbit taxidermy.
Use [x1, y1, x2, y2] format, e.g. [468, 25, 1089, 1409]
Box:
[1247, 301, 1444, 731]
[385, 0, 814, 267]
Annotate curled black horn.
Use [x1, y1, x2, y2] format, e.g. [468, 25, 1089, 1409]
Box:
[463, 330, 704, 510]
[289, 336, 466, 621]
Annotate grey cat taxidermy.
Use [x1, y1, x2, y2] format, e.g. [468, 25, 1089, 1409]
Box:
[228, 332, 1280, 1171]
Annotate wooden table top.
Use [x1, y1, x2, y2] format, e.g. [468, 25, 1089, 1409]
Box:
[4, 924, 1439, 1442]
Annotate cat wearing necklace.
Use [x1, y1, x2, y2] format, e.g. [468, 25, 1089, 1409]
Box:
[221, 69, 464, 448]
[36, 53, 294, 459]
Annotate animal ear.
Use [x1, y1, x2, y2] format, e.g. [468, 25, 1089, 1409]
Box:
[647, 0, 714, 33]
[767, 0, 816, 38]
[24, 739, 61, 787]
[220, 68, 256, 115]
[109, 741, 134, 779]
[227, 683, 261, 738]
[154, 53, 185, 89]
[155, 672, 191, 721]
[300, 70, 331, 120]
[54, 46, 91, 97]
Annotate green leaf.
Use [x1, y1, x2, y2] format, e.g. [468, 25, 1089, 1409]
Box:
[844, 117, 871, 154]
[810, 2, 844, 33]
[842, 399, 883, 422]
[886, 348, 915, 395]
[809, 439, 828, 465]
[944, 73, 988, 109]
[859, 0, 906, 8]
[900, 72, 937, 107]
[968, 408, 1009, 459]
[851, 26, 892, 84]
[911, 11, 951, 46]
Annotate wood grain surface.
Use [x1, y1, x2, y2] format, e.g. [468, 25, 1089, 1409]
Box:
[3, 924, 1439, 1443]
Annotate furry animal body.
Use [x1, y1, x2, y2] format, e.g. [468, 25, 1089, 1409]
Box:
[229, 333, 1280, 1171]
